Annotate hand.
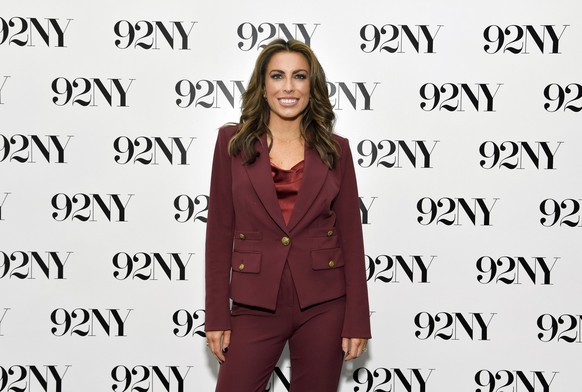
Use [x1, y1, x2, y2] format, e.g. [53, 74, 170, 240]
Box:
[342, 337, 368, 361]
[206, 330, 231, 363]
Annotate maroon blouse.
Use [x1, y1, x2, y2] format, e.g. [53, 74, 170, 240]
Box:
[271, 160, 305, 225]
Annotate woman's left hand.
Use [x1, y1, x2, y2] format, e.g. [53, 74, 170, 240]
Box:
[342, 337, 368, 361]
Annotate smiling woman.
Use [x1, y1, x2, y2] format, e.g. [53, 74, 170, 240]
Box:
[263, 51, 310, 170]
[204, 39, 371, 392]
[264, 52, 310, 125]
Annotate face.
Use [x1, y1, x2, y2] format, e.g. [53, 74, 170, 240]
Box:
[264, 51, 310, 126]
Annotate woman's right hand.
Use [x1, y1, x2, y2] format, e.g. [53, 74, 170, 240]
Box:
[206, 330, 231, 363]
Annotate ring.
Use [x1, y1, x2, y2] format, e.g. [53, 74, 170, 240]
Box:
[363, 347, 367, 352]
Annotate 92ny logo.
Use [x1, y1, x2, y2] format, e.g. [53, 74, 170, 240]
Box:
[476, 256, 559, 285]
[415, 312, 496, 341]
[51, 193, 134, 222]
[0, 251, 72, 280]
[112, 252, 193, 281]
[357, 139, 439, 169]
[51, 78, 134, 107]
[0, 17, 72, 47]
[479, 141, 562, 170]
[237, 22, 319, 50]
[0, 134, 73, 164]
[483, 24, 568, 54]
[352, 367, 434, 392]
[366, 255, 435, 283]
[50, 308, 133, 337]
[175, 79, 245, 109]
[417, 197, 499, 226]
[113, 136, 195, 165]
[475, 370, 558, 392]
[420, 83, 503, 112]
[0, 366, 71, 392]
[114, 20, 196, 50]
[111, 366, 192, 392]
[360, 24, 443, 53]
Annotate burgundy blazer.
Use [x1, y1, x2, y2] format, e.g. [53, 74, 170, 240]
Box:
[205, 125, 371, 339]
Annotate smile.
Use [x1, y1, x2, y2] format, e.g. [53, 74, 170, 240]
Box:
[278, 98, 299, 106]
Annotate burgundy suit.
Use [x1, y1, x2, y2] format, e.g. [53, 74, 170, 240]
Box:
[205, 125, 371, 391]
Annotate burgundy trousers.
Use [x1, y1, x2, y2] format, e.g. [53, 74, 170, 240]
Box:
[215, 264, 346, 392]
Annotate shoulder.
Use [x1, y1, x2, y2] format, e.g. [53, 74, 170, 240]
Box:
[215, 123, 240, 145]
[333, 132, 351, 148]
[218, 123, 239, 138]
[332, 132, 352, 159]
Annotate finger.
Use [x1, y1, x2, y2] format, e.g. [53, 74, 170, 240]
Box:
[222, 330, 231, 352]
[207, 332, 226, 363]
[341, 337, 349, 359]
[351, 339, 364, 358]
[344, 338, 356, 361]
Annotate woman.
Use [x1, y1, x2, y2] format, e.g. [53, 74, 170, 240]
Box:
[205, 39, 371, 392]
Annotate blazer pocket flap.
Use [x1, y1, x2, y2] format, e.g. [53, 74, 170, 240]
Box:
[233, 230, 262, 240]
[307, 227, 336, 238]
[232, 251, 261, 273]
[311, 248, 343, 270]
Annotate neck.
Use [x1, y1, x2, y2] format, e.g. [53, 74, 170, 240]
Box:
[267, 116, 302, 139]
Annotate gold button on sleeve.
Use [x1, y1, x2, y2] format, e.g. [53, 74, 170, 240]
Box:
[239, 233, 246, 240]
[328, 260, 335, 268]
[327, 230, 334, 237]
[238, 263, 245, 270]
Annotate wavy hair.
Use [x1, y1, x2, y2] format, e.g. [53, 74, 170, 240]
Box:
[228, 39, 339, 168]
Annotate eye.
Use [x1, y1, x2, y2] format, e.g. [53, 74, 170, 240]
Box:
[270, 73, 283, 79]
[295, 73, 307, 80]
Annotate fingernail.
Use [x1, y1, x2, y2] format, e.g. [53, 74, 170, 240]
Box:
[222, 347, 229, 353]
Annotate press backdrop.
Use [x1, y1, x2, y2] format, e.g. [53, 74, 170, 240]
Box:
[1, 0, 581, 391]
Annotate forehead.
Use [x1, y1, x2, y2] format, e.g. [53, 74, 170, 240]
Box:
[266, 51, 309, 71]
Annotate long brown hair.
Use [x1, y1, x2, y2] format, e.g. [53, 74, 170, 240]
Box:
[228, 39, 339, 168]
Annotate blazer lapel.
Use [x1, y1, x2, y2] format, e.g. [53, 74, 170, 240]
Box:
[244, 134, 288, 232]
[286, 145, 329, 232]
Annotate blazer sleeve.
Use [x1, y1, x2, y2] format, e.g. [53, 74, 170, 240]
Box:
[204, 127, 235, 331]
[333, 137, 372, 339]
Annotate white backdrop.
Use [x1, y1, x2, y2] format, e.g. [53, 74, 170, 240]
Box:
[1, 0, 581, 391]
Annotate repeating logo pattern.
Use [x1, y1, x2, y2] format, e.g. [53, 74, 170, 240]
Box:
[1, 2, 581, 392]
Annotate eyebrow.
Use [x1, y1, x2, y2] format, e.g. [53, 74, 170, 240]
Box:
[269, 69, 308, 74]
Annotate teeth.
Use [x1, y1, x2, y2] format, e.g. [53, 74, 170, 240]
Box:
[280, 99, 298, 105]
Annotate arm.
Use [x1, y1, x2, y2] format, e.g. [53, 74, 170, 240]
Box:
[332, 137, 372, 340]
[205, 127, 236, 362]
[205, 127, 235, 332]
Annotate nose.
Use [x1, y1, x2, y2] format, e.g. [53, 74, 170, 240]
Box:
[283, 77, 294, 93]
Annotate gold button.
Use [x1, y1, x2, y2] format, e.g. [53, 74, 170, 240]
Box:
[238, 263, 245, 270]
[239, 233, 246, 240]
[327, 230, 333, 237]
[328, 260, 335, 268]
[281, 236, 290, 246]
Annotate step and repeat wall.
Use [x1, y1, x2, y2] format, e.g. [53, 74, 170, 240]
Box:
[1, 0, 581, 391]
